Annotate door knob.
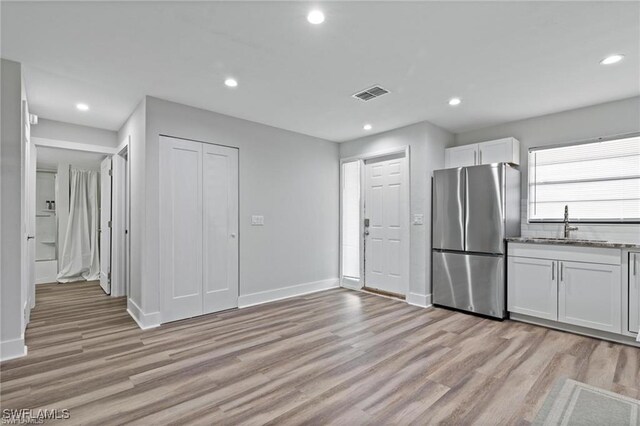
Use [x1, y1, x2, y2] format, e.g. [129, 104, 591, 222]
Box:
[27, 235, 35, 240]
[364, 230, 370, 236]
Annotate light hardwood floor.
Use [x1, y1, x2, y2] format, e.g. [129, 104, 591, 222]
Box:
[1, 282, 638, 425]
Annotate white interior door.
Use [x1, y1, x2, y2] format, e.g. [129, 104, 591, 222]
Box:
[160, 136, 204, 322]
[202, 143, 239, 314]
[363, 153, 408, 296]
[99, 157, 112, 294]
[110, 146, 130, 298]
[24, 101, 36, 313]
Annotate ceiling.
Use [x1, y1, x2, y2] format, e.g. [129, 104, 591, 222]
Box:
[37, 147, 106, 171]
[2, 1, 639, 142]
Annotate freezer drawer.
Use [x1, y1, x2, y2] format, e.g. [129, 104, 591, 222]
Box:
[432, 251, 506, 319]
[432, 168, 465, 251]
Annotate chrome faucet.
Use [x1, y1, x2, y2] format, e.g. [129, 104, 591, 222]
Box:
[563, 205, 578, 238]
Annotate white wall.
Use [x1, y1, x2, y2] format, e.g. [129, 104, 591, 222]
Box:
[455, 96, 640, 243]
[0, 58, 27, 360]
[339, 120, 454, 306]
[32, 117, 118, 148]
[118, 96, 339, 325]
[117, 99, 145, 312]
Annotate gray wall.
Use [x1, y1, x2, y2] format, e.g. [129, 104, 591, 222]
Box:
[0, 59, 26, 360]
[117, 99, 146, 309]
[455, 96, 640, 194]
[32, 118, 118, 147]
[455, 96, 640, 243]
[119, 96, 340, 319]
[339, 120, 454, 303]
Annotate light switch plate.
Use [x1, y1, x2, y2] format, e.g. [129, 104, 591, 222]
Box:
[251, 215, 264, 226]
[413, 214, 424, 225]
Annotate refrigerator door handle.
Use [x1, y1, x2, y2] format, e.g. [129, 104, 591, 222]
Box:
[462, 167, 467, 251]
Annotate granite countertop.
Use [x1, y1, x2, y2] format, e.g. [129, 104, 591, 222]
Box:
[506, 237, 640, 249]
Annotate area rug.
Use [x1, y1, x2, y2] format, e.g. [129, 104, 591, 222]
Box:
[533, 378, 640, 425]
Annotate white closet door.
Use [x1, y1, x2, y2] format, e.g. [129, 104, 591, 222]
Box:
[160, 136, 203, 322]
[202, 143, 239, 314]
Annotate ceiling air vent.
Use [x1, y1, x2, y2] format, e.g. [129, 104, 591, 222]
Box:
[352, 85, 389, 102]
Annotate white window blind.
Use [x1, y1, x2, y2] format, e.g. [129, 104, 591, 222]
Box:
[341, 161, 360, 278]
[529, 135, 640, 222]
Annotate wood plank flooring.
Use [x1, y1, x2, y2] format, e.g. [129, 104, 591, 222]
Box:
[1, 282, 638, 425]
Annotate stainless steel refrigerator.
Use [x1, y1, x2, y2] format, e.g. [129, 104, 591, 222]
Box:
[432, 163, 520, 319]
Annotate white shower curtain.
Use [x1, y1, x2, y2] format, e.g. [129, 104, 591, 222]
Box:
[57, 169, 100, 282]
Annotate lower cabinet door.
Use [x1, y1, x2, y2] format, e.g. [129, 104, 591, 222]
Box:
[629, 253, 639, 334]
[507, 256, 557, 320]
[558, 261, 621, 333]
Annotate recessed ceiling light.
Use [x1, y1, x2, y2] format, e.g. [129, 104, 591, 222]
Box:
[448, 97, 462, 106]
[224, 78, 238, 87]
[363, 124, 372, 131]
[600, 54, 624, 65]
[307, 10, 325, 24]
[76, 103, 89, 111]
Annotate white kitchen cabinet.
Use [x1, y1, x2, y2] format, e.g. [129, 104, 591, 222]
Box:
[558, 260, 621, 334]
[444, 138, 520, 169]
[444, 144, 479, 168]
[507, 256, 558, 320]
[630, 252, 640, 334]
[508, 243, 625, 337]
[478, 137, 520, 165]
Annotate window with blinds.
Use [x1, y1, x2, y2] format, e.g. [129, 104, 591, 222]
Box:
[528, 135, 640, 222]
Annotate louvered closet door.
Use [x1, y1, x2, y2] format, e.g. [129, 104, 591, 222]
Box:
[160, 136, 204, 322]
[202, 143, 239, 314]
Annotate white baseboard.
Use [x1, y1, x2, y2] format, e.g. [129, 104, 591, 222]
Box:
[35, 260, 58, 284]
[406, 292, 432, 308]
[127, 298, 161, 330]
[0, 336, 27, 362]
[340, 277, 361, 290]
[238, 278, 339, 308]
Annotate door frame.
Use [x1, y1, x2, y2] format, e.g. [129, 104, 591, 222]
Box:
[339, 146, 411, 297]
[30, 137, 121, 297]
[111, 137, 130, 297]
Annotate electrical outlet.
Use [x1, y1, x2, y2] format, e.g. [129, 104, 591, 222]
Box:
[251, 215, 264, 226]
[413, 214, 424, 225]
